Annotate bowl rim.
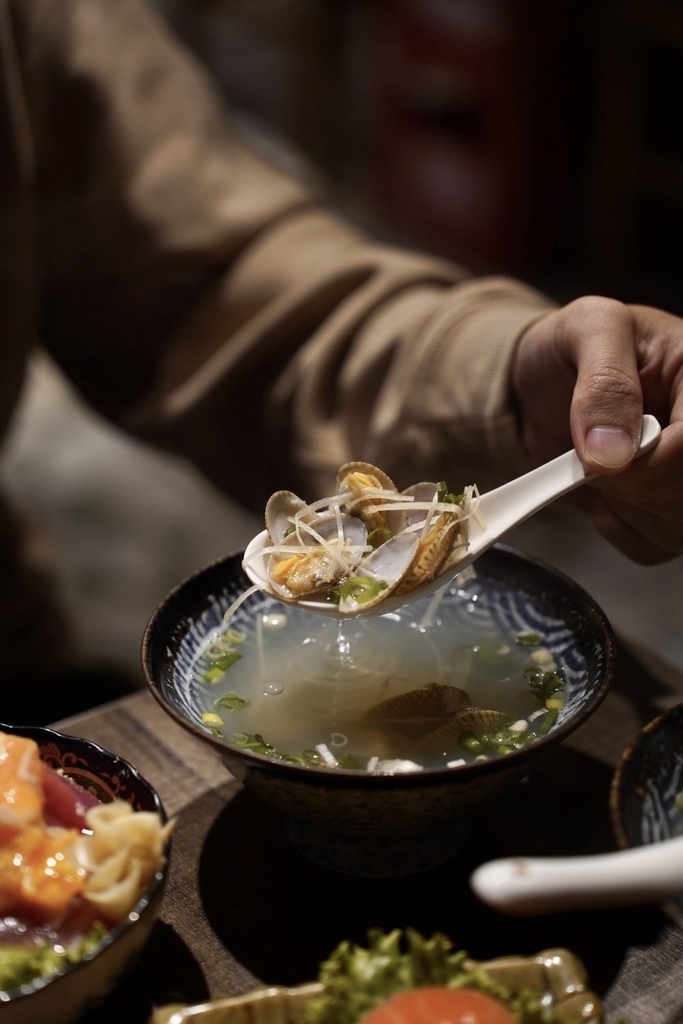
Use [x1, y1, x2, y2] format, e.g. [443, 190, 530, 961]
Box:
[0, 722, 170, 1004]
[141, 544, 617, 786]
[609, 701, 683, 851]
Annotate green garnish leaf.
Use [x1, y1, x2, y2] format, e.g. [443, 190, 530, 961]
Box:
[525, 666, 565, 704]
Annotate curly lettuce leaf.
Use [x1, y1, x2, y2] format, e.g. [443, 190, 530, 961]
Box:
[295, 929, 553, 1024]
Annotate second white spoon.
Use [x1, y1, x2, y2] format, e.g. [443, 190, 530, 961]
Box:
[470, 834, 683, 914]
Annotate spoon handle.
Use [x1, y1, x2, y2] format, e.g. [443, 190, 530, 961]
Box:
[472, 413, 662, 548]
[470, 833, 683, 915]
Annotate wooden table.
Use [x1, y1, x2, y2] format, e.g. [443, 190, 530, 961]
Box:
[60, 640, 683, 1024]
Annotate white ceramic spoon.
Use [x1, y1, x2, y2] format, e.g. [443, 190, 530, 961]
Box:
[242, 414, 661, 617]
[470, 834, 683, 914]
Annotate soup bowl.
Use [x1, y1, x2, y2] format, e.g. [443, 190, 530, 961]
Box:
[0, 722, 171, 1024]
[611, 701, 683, 925]
[142, 545, 615, 876]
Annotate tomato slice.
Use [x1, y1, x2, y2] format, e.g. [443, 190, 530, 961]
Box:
[359, 986, 517, 1024]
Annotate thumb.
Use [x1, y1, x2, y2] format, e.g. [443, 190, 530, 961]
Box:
[569, 321, 643, 475]
[581, 421, 641, 473]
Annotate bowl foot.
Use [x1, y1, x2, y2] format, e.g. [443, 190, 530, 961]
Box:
[285, 817, 473, 876]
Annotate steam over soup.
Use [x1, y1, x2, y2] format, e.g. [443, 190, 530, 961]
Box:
[189, 584, 569, 773]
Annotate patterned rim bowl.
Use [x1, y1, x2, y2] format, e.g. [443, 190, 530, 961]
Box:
[0, 722, 170, 1024]
[611, 701, 683, 926]
[142, 545, 615, 876]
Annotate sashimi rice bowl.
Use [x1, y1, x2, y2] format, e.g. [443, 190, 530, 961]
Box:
[0, 723, 172, 1024]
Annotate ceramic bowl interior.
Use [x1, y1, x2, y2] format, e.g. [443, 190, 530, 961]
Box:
[142, 544, 615, 875]
[611, 701, 683, 925]
[150, 946, 603, 1024]
[0, 722, 170, 1024]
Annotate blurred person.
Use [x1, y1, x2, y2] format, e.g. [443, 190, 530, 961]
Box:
[1, 0, 682, 720]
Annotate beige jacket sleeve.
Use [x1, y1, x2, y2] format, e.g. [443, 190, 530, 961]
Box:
[23, 0, 556, 509]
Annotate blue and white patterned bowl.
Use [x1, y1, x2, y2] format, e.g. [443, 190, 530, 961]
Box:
[142, 545, 615, 876]
[611, 702, 683, 925]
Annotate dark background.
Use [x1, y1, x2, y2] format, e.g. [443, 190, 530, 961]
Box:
[153, 0, 683, 314]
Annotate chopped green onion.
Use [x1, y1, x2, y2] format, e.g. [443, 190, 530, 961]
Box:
[212, 650, 242, 671]
[202, 666, 225, 684]
[201, 711, 224, 727]
[340, 576, 388, 605]
[436, 481, 464, 505]
[214, 691, 249, 711]
[367, 525, 392, 546]
[545, 696, 564, 711]
[539, 708, 559, 734]
[225, 628, 247, 645]
[515, 632, 542, 647]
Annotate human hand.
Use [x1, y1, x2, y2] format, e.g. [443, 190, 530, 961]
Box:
[512, 296, 683, 564]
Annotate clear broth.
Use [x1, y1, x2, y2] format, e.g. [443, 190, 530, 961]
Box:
[187, 588, 565, 772]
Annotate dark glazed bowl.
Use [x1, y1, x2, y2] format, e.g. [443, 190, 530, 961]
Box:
[142, 545, 615, 876]
[0, 723, 170, 1024]
[611, 701, 683, 925]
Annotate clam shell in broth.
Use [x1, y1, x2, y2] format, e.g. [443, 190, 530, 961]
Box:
[422, 709, 511, 756]
[363, 683, 472, 740]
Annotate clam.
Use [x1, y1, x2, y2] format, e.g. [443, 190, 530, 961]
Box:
[259, 464, 472, 612]
[422, 709, 512, 757]
[265, 490, 309, 544]
[363, 683, 472, 740]
[266, 509, 368, 602]
[395, 510, 467, 596]
[336, 461, 398, 496]
[336, 531, 419, 613]
[400, 481, 442, 528]
[336, 461, 407, 546]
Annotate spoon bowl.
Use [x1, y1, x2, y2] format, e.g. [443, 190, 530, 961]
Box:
[243, 415, 661, 617]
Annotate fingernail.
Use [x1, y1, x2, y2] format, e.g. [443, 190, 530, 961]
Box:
[585, 426, 635, 468]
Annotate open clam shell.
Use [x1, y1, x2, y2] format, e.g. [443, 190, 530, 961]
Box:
[422, 709, 512, 757]
[400, 481, 441, 527]
[363, 683, 472, 740]
[337, 531, 419, 613]
[336, 461, 407, 545]
[265, 489, 309, 544]
[395, 511, 466, 596]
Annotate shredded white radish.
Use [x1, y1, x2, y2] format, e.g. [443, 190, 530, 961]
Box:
[254, 463, 478, 612]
